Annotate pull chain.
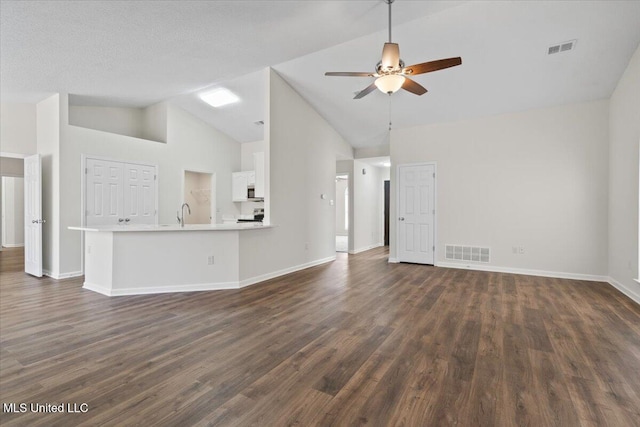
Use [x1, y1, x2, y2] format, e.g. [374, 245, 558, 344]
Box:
[388, 93, 392, 131]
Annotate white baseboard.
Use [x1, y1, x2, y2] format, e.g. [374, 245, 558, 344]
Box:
[43, 270, 83, 280]
[388, 257, 399, 263]
[2, 243, 24, 248]
[607, 277, 640, 305]
[349, 243, 383, 255]
[239, 255, 336, 288]
[433, 261, 609, 282]
[83, 280, 240, 297]
[83, 255, 337, 296]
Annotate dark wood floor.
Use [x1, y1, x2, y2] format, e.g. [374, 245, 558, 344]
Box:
[1, 247, 639, 426]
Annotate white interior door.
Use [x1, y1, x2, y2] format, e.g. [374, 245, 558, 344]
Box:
[24, 154, 43, 277]
[86, 158, 124, 226]
[123, 163, 156, 224]
[398, 163, 435, 264]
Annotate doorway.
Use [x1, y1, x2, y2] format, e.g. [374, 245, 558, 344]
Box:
[335, 174, 349, 252]
[1, 176, 25, 248]
[397, 163, 436, 264]
[183, 170, 216, 224]
[384, 180, 390, 246]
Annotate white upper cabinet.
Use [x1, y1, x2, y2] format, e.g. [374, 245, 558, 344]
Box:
[232, 172, 249, 202]
[232, 151, 265, 202]
[254, 152, 265, 198]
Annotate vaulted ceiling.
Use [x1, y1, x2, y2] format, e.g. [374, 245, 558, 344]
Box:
[2, 1, 639, 148]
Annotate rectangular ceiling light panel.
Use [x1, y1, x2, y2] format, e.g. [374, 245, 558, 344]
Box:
[200, 88, 240, 107]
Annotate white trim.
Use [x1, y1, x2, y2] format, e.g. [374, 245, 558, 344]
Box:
[608, 277, 640, 305]
[239, 255, 336, 288]
[396, 161, 437, 265]
[1, 243, 24, 248]
[0, 152, 28, 159]
[388, 257, 399, 263]
[83, 281, 239, 297]
[349, 243, 383, 254]
[436, 261, 608, 282]
[43, 270, 83, 280]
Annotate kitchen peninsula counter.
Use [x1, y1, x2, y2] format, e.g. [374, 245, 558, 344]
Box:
[70, 223, 273, 296]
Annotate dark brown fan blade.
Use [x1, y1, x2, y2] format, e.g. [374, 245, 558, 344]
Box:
[403, 57, 462, 76]
[402, 77, 428, 96]
[325, 72, 375, 77]
[354, 82, 377, 99]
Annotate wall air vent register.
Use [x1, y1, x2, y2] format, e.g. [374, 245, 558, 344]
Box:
[445, 245, 490, 263]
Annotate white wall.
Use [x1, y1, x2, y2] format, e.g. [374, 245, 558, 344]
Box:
[238, 69, 353, 282]
[608, 44, 640, 302]
[70, 106, 144, 139]
[391, 99, 610, 278]
[53, 94, 240, 276]
[69, 104, 168, 143]
[1, 177, 24, 247]
[241, 140, 264, 171]
[0, 103, 37, 155]
[352, 161, 385, 253]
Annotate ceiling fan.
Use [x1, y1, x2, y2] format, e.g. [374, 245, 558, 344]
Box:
[325, 0, 462, 99]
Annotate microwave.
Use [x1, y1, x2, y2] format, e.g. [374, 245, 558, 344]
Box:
[247, 187, 263, 200]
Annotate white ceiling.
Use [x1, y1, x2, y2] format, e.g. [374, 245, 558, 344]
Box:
[2, 1, 639, 147]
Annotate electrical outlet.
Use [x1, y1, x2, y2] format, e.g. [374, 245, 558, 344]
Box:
[207, 255, 214, 265]
[305, 242, 309, 250]
[87, 245, 91, 254]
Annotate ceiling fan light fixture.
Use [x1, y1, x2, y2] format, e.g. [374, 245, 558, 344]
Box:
[375, 74, 405, 94]
[381, 43, 400, 70]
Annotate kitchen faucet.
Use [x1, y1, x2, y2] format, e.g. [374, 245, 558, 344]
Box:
[177, 203, 191, 227]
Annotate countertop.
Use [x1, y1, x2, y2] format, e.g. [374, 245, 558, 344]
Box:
[69, 223, 273, 232]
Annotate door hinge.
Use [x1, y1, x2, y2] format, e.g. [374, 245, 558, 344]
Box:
[85, 167, 88, 174]
[432, 209, 435, 215]
[154, 174, 157, 181]
[433, 246, 435, 251]
[433, 172, 435, 178]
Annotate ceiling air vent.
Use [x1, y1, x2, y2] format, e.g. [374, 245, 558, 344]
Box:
[548, 40, 577, 55]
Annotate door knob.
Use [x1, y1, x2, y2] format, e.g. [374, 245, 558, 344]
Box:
[125, 218, 130, 222]
[118, 218, 124, 223]
[32, 219, 38, 224]
[399, 217, 405, 221]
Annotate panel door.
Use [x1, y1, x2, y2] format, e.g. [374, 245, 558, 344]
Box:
[398, 164, 435, 264]
[24, 154, 43, 277]
[86, 158, 124, 226]
[123, 163, 156, 224]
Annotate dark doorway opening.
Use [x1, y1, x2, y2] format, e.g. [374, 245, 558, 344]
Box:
[384, 180, 390, 246]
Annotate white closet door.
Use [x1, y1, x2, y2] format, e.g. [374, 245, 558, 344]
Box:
[123, 163, 156, 224]
[86, 159, 124, 226]
[398, 164, 435, 265]
[24, 154, 43, 277]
